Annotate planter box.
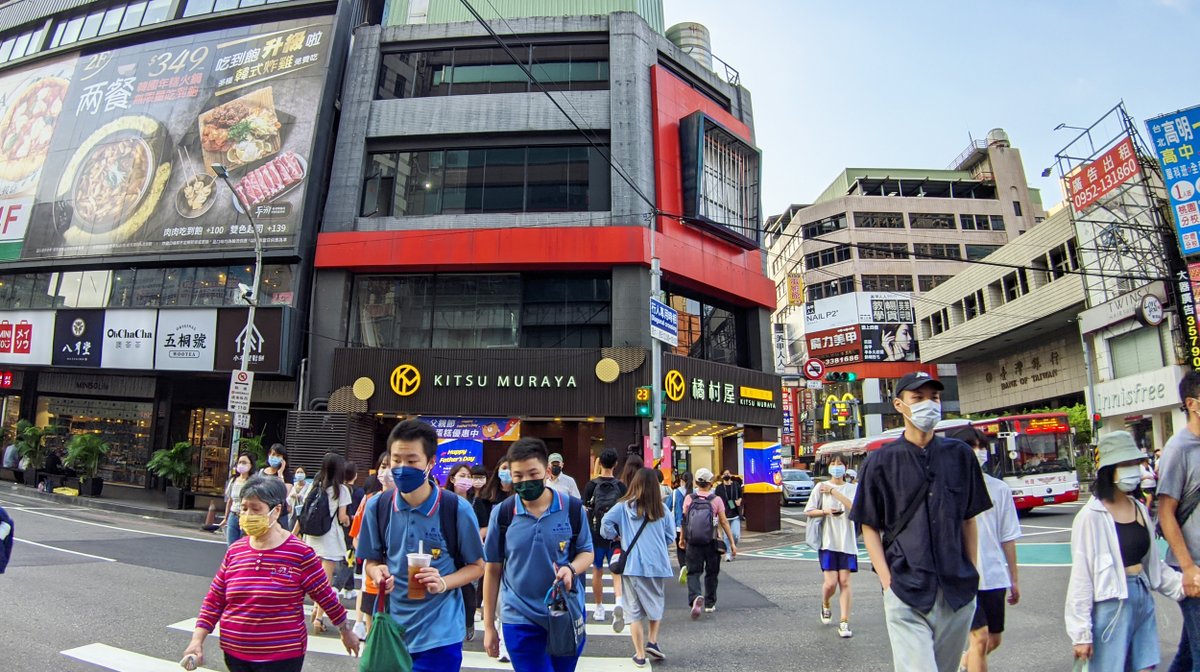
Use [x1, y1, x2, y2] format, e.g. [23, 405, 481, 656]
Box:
[21, 469, 37, 487]
[166, 486, 196, 510]
[78, 476, 103, 497]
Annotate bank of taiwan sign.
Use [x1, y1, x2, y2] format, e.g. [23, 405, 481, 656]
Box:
[1148, 106, 1200, 256]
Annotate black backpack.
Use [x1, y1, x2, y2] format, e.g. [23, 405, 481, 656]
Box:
[299, 484, 334, 537]
[495, 492, 583, 563]
[684, 493, 716, 545]
[587, 478, 622, 534]
[373, 488, 467, 570]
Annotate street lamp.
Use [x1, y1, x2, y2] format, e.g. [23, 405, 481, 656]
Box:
[1053, 122, 1096, 156]
[212, 163, 263, 474]
[1054, 123, 1088, 132]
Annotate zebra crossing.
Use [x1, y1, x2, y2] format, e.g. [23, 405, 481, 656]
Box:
[59, 571, 648, 671]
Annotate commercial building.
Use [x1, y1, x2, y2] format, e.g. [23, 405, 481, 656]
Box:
[767, 129, 1047, 442]
[914, 206, 1088, 415]
[303, 3, 782, 488]
[0, 0, 355, 495]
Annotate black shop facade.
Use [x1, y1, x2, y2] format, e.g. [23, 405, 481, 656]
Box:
[328, 347, 783, 483]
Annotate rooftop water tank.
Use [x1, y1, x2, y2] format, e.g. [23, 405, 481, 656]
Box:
[667, 22, 713, 70]
[987, 128, 1011, 147]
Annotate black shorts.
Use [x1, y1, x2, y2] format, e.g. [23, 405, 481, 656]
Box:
[971, 588, 1007, 634]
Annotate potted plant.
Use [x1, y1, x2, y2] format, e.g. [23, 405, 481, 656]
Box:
[65, 432, 110, 497]
[147, 441, 197, 510]
[238, 433, 267, 468]
[14, 420, 48, 487]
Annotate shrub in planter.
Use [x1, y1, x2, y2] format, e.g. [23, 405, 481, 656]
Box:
[65, 432, 110, 497]
[15, 420, 48, 486]
[148, 441, 198, 510]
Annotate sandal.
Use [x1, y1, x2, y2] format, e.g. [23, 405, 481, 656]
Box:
[312, 613, 327, 633]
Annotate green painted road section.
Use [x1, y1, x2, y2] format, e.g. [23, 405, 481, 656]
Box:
[748, 539, 1169, 568]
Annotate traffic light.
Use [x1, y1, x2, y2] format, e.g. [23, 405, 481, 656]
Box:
[824, 371, 858, 383]
[635, 386, 652, 417]
[1092, 413, 1102, 432]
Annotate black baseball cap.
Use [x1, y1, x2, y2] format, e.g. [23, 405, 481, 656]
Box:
[894, 371, 944, 397]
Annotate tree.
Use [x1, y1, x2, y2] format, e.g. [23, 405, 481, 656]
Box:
[147, 441, 197, 490]
[1029, 403, 1091, 447]
[14, 420, 49, 470]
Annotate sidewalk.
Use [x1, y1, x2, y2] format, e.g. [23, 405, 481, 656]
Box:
[1, 480, 218, 526]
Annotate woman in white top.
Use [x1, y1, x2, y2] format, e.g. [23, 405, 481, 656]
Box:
[1066, 431, 1183, 672]
[805, 456, 858, 639]
[220, 453, 255, 546]
[300, 452, 352, 633]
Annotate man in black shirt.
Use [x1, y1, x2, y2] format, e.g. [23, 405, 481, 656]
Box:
[850, 371, 991, 672]
[584, 448, 627, 630]
[715, 471, 743, 562]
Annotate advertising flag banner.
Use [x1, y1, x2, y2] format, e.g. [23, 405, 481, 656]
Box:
[1147, 107, 1200, 256]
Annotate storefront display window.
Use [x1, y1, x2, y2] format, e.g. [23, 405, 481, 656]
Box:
[36, 396, 152, 486]
[190, 408, 233, 495]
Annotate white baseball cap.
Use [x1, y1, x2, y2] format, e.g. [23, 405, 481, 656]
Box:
[548, 453, 564, 464]
[695, 468, 715, 483]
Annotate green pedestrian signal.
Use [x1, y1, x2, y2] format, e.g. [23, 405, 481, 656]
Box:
[635, 386, 653, 417]
[824, 372, 858, 383]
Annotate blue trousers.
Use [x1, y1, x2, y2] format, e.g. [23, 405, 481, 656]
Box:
[225, 512, 243, 545]
[1170, 593, 1200, 672]
[412, 643, 463, 672]
[503, 623, 586, 672]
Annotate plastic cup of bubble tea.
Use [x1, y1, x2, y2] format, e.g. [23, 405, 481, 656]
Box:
[407, 552, 433, 599]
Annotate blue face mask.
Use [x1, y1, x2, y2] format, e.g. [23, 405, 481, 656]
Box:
[830, 465, 846, 479]
[293, 473, 306, 483]
[499, 469, 512, 485]
[393, 466, 428, 494]
[268, 455, 282, 468]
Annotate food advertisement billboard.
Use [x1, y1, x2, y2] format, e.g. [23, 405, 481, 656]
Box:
[9, 16, 334, 261]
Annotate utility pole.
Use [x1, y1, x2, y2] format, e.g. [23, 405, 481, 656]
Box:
[650, 228, 663, 462]
[213, 164, 264, 474]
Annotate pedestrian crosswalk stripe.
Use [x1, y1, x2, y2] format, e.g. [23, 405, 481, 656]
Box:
[165, 620, 646, 670]
[169, 614, 632, 641]
[62, 643, 218, 672]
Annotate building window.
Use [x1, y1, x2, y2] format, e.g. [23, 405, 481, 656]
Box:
[666, 289, 746, 367]
[918, 275, 951, 292]
[1048, 240, 1079, 279]
[49, 0, 171, 49]
[909, 213, 955, 230]
[1110, 327, 1165, 379]
[0, 25, 45, 64]
[808, 276, 855, 301]
[361, 146, 611, 217]
[912, 243, 961, 260]
[962, 289, 986, 320]
[1013, 200, 1023, 216]
[520, 275, 611, 347]
[803, 245, 850, 270]
[377, 43, 609, 99]
[930, 308, 950, 335]
[861, 274, 913, 292]
[960, 214, 1006, 231]
[857, 242, 908, 260]
[1002, 272, 1020, 302]
[802, 213, 847, 238]
[964, 244, 1001, 261]
[854, 212, 904, 229]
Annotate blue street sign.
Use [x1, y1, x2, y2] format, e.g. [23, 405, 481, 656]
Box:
[1147, 106, 1200, 256]
[650, 298, 678, 346]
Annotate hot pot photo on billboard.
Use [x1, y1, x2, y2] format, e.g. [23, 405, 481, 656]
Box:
[21, 17, 334, 260]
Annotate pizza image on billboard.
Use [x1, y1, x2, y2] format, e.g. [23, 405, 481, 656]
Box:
[0, 75, 70, 184]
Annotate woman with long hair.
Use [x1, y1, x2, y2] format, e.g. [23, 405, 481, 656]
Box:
[672, 472, 692, 581]
[443, 462, 476, 500]
[1067, 431, 1183, 671]
[220, 452, 255, 546]
[601, 468, 676, 668]
[300, 452, 352, 633]
[620, 454, 644, 490]
[805, 455, 858, 638]
[476, 457, 513, 661]
[349, 458, 391, 639]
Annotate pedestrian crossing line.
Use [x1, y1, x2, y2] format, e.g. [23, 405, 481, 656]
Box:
[169, 615, 632, 641]
[61, 643, 218, 672]
[165, 620, 647, 670]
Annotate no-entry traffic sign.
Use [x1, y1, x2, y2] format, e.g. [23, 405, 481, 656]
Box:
[803, 358, 826, 381]
[228, 370, 254, 414]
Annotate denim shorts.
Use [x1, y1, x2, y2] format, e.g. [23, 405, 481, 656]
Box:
[1090, 574, 1159, 672]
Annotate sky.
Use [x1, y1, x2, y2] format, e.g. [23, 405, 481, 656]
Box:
[663, 0, 1196, 216]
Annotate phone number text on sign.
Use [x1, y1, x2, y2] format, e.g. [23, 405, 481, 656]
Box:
[1067, 136, 1141, 213]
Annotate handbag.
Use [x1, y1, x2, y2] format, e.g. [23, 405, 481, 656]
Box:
[359, 590, 413, 672]
[804, 490, 824, 550]
[544, 579, 586, 658]
[610, 518, 649, 575]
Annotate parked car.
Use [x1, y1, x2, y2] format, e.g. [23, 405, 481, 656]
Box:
[781, 469, 814, 506]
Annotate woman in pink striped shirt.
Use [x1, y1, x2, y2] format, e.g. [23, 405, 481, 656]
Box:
[183, 476, 360, 671]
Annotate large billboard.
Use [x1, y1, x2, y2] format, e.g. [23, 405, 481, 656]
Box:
[1147, 106, 1200, 257]
[805, 292, 915, 332]
[1066, 136, 1140, 213]
[0, 16, 334, 262]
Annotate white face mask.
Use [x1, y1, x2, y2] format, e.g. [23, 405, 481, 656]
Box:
[900, 399, 942, 433]
[1115, 465, 1142, 493]
[975, 449, 988, 467]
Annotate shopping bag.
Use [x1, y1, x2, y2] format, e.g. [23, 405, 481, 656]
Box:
[359, 590, 413, 672]
[804, 515, 823, 550]
[544, 579, 585, 658]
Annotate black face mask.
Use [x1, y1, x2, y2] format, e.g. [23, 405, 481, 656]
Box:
[550, 465, 563, 476]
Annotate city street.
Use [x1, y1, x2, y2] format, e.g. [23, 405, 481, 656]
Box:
[1, 484, 1186, 671]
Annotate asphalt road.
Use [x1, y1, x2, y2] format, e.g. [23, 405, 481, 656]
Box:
[0, 485, 1188, 672]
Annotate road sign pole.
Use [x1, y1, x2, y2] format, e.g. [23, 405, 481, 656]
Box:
[650, 232, 663, 463]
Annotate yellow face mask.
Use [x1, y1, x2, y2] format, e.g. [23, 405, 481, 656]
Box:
[239, 508, 277, 538]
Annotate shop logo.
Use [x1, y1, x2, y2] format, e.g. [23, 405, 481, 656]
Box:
[390, 364, 421, 396]
[0, 320, 33, 354]
[71, 318, 86, 338]
[664, 370, 686, 402]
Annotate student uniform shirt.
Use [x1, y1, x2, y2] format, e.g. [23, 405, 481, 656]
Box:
[483, 491, 593, 628]
[359, 487, 485, 654]
[976, 474, 1021, 591]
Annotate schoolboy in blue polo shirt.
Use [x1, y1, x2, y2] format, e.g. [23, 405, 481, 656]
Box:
[361, 420, 486, 671]
[483, 437, 595, 672]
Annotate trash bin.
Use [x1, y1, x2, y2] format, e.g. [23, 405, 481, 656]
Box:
[743, 490, 780, 533]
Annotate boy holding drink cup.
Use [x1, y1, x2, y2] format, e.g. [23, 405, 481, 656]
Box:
[361, 420, 486, 671]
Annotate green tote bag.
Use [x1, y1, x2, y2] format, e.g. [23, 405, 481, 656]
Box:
[359, 590, 413, 672]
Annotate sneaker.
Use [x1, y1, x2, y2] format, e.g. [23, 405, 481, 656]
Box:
[820, 604, 833, 625]
[838, 621, 853, 639]
[593, 604, 607, 622]
[351, 620, 367, 640]
[612, 604, 625, 633]
[690, 596, 703, 620]
[465, 624, 475, 642]
[632, 656, 648, 669]
[704, 604, 716, 613]
[645, 642, 666, 661]
[679, 566, 688, 585]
